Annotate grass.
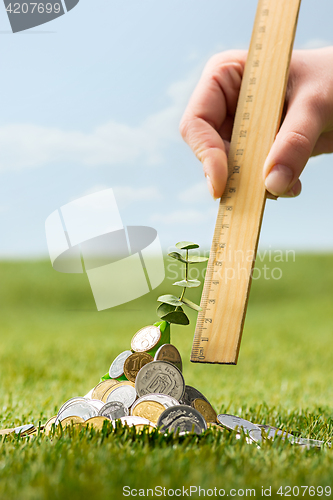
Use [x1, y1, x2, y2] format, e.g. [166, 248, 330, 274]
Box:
[1, 254, 333, 499]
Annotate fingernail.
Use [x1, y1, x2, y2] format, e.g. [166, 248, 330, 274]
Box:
[284, 188, 296, 198]
[266, 191, 278, 200]
[206, 174, 217, 199]
[264, 164, 293, 196]
[283, 182, 301, 198]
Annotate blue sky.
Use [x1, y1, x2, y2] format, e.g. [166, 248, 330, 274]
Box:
[0, 0, 332, 257]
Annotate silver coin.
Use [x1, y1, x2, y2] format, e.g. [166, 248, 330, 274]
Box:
[296, 437, 327, 447]
[14, 424, 35, 435]
[217, 414, 260, 434]
[180, 385, 210, 406]
[56, 401, 98, 424]
[264, 426, 293, 441]
[250, 427, 295, 444]
[109, 350, 133, 379]
[131, 393, 180, 414]
[157, 405, 207, 435]
[154, 344, 182, 372]
[250, 425, 280, 443]
[248, 428, 265, 443]
[116, 416, 155, 428]
[255, 425, 297, 443]
[88, 399, 105, 411]
[98, 401, 129, 420]
[251, 427, 326, 447]
[106, 385, 137, 408]
[57, 397, 89, 416]
[257, 424, 279, 431]
[131, 325, 161, 353]
[135, 361, 185, 400]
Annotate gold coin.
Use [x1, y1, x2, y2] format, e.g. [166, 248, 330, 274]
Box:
[59, 416, 85, 427]
[25, 429, 39, 437]
[134, 424, 156, 433]
[23, 426, 37, 435]
[84, 416, 110, 431]
[123, 352, 153, 382]
[192, 399, 218, 423]
[43, 416, 57, 434]
[0, 428, 16, 436]
[132, 401, 165, 424]
[101, 380, 135, 402]
[207, 422, 223, 430]
[91, 379, 119, 401]
[13, 425, 37, 436]
[154, 344, 182, 372]
[0, 425, 35, 436]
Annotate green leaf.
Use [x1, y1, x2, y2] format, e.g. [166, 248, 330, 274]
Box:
[182, 297, 202, 312]
[157, 294, 183, 306]
[187, 255, 209, 263]
[153, 320, 169, 334]
[168, 252, 188, 263]
[160, 310, 190, 325]
[100, 372, 111, 382]
[172, 279, 201, 288]
[175, 241, 199, 250]
[157, 302, 176, 318]
[169, 252, 208, 264]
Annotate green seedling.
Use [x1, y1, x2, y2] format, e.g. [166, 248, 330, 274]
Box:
[156, 241, 208, 325]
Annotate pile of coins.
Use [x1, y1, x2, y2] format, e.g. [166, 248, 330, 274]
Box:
[1, 324, 328, 447]
[44, 324, 218, 435]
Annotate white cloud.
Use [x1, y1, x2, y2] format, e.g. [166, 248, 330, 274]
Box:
[0, 71, 201, 172]
[299, 39, 332, 49]
[77, 184, 162, 209]
[166, 72, 199, 108]
[113, 185, 162, 208]
[178, 180, 212, 204]
[0, 121, 163, 171]
[151, 207, 216, 225]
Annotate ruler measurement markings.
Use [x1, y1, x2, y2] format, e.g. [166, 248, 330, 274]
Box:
[204, 1, 264, 336]
[191, 0, 301, 363]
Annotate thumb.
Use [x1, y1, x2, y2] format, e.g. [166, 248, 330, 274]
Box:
[263, 98, 322, 197]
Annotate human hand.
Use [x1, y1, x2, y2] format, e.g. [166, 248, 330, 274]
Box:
[180, 48, 333, 199]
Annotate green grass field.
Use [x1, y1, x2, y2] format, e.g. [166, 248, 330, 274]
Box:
[1, 254, 333, 499]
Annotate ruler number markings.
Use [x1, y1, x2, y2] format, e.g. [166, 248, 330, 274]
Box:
[190, 0, 302, 364]
[191, 0, 271, 361]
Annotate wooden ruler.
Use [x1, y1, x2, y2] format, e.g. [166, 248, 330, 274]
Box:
[191, 0, 301, 364]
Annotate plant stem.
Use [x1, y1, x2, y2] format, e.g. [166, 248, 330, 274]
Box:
[185, 250, 188, 280]
[179, 250, 188, 302]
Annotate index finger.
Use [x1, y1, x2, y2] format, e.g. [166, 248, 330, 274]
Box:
[180, 50, 247, 198]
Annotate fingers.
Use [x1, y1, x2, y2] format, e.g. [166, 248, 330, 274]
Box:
[180, 114, 228, 199]
[180, 51, 246, 199]
[263, 89, 324, 198]
[181, 48, 329, 200]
